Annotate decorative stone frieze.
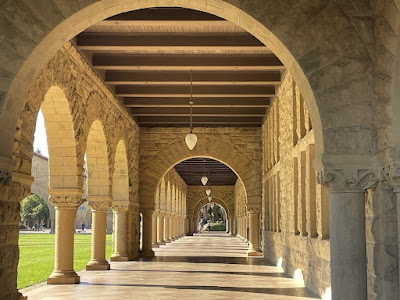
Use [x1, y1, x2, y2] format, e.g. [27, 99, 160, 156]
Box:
[317, 167, 378, 191]
[112, 202, 129, 213]
[381, 162, 400, 190]
[48, 188, 83, 208]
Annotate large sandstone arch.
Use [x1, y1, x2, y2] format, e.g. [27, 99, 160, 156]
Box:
[140, 137, 260, 208]
[193, 197, 231, 219]
[1, 0, 383, 174]
[189, 189, 234, 218]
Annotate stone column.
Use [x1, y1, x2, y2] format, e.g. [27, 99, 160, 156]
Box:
[86, 197, 111, 270]
[246, 206, 262, 256]
[140, 207, 155, 257]
[164, 213, 171, 243]
[187, 216, 194, 235]
[152, 212, 159, 248]
[244, 215, 249, 242]
[110, 202, 129, 261]
[157, 211, 166, 245]
[47, 189, 83, 284]
[169, 213, 176, 241]
[318, 167, 377, 300]
[228, 218, 234, 236]
[173, 215, 178, 239]
[192, 217, 197, 233]
[49, 218, 55, 234]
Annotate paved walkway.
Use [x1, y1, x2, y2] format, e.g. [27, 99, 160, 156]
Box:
[25, 232, 318, 299]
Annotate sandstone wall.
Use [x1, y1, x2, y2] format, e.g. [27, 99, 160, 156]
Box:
[262, 72, 330, 297]
[233, 180, 247, 236]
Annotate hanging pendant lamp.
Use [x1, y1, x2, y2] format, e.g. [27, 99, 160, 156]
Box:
[206, 189, 211, 196]
[185, 70, 197, 150]
[201, 158, 208, 185]
[208, 196, 212, 202]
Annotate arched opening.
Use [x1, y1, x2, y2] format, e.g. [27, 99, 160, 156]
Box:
[84, 119, 112, 270]
[197, 202, 227, 232]
[2, 2, 384, 299]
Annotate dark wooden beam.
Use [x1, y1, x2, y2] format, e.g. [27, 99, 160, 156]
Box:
[106, 71, 281, 85]
[77, 34, 265, 51]
[116, 85, 275, 97]
[123, 97, 270, 107]
[136, 116, 263, 124]
[130, 107, 266, 117]
[92, 55, 285, 71]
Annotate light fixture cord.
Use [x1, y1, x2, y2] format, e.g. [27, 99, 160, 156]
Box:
[189, 69, 193, 133]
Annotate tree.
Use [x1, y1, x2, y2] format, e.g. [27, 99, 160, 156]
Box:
[20, 194, 50, 227]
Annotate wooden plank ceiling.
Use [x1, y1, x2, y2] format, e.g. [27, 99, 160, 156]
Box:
[174, 158, 237, 186]
[74, 7, 285, 127]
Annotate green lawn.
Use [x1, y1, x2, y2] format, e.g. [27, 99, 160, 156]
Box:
[17, 234, 112, 289]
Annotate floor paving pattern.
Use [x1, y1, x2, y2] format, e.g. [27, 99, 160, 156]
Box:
[25, 232, 318, 299]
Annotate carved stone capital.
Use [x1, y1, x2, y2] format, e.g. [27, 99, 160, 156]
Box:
[48, 188, 84, 208]
[112, 201, 129, 213]
[87, 196, 112, 211]
[316, 167, 378, 192]
[381, 162, 400, 191]
[246, 205, 262, 214]
[140, 206, 154, 215]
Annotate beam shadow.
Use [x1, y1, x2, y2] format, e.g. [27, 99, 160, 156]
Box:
[134, 256, 270, 265]
[80, 282, 319, 298]
[111, 269, 289, 278]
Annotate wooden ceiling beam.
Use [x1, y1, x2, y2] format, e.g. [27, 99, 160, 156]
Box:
[130, 107, 266, 117]
[136, 116, 263, 123]
[116, 85, 275, 97]
[123, 97, 270, 108]
[77, 34, 265, 51]
[92, 55, 285, 71]
[93, 20, 237, 28]
[105, 71, 281, 85]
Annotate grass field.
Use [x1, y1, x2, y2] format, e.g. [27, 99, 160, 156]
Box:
[18, 234, 112, 289]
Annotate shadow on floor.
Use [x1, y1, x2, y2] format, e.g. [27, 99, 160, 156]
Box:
[112, 268, 289, 278]
[81, 282, 319, 298]
[135, 255, 271, 265]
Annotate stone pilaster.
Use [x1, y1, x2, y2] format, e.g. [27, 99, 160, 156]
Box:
[110, 201, 129, 261]
[157, 211, 166, 245]
[228, 218, 234, 236]
[246, 206, 262, 256]
[169, 213, 176, 241]
[86, 196, 111, 271]
[317, 166, 378, 300]
[140, 206, 155, 257]
[152, 211, 159, 247]
[381, 162, 400, 298]
[164, 212, 171, 243]
[47, 188, 83, 284]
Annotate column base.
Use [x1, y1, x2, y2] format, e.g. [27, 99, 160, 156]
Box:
[110, 253, 129, 261]
[170, 237, 176, 241]
[140, 249, 155, 257]
[165, 238, 172, 243]
[228, 233, 234, 236]
[47, 270, 80, 284]
[158, 240, 166, 245]
[247, 249, 263, 257]
[152, 242, 160, 248]
[17, 291, 27, 300]
[86, 259, 110, 271]
[186, 233, 193, 236]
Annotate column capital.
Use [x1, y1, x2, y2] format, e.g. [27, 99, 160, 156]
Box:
[87, 195, 112, 211]
[112, 201, 129, 213]
[48, 188, 84, 208]
[140, 206, 154, 215]
[246, 205, 262, 214]
[381, 162, 400, 190]
[316, 167, 378, 192]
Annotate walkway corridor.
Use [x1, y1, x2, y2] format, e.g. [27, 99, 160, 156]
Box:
[25, 233, 318, 299]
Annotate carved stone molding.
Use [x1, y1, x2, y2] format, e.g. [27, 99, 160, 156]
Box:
[140, 206, 154, 215]
[381, 162, 400, 190]
[48, 188, 83, 208]
[0, 170, 11, 184]
[316, 167, 378, 191]
[87, 195, 112, 211]
[246, 205, 262, 214]
[112, 202, 129, 213]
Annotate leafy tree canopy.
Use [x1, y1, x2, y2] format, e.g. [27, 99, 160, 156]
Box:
[21, 194, 49, 224]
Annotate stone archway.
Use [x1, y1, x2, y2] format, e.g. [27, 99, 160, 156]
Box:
[190, 189, 234, 218]
[193, 197, 230, 219]
[140, 137, 260, 207]
[2, 0, 384, 173]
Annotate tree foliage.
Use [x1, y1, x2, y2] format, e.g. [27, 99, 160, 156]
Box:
[21, 194, 49, 226]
